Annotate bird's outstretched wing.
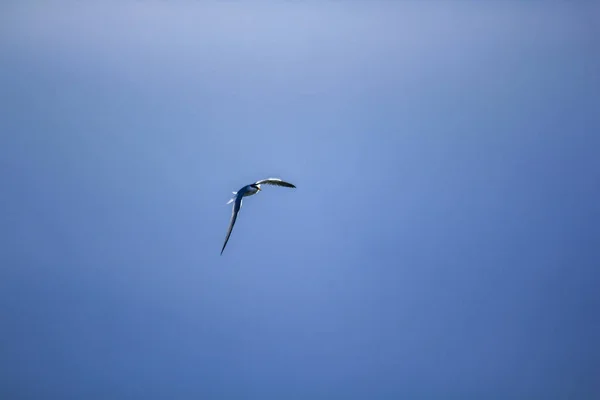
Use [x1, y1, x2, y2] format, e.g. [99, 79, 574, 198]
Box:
[221, 194, 243, 255]
[254, 178, 296, 188]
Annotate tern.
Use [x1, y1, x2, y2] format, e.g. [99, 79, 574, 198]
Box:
[221, 178, 296, 255]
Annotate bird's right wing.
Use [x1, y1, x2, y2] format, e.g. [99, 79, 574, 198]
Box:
[254, 178, 296, 188]
[221, 194, 243, 255]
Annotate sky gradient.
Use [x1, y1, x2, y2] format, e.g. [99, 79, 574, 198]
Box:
[1, 2, 599, 399]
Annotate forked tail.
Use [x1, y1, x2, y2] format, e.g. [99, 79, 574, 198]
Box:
[226, 192, 237, 204]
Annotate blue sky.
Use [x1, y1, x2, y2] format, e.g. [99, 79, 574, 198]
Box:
[1, 2, 599, 399]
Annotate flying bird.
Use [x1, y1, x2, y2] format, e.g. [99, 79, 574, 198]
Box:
[221, 178, 296, 255]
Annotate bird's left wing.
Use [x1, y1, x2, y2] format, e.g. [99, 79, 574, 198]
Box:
[254, 178, 296, 188]
[221, 194, 243, 255]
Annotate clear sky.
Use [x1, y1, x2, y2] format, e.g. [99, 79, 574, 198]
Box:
[1, 2, 599, 399]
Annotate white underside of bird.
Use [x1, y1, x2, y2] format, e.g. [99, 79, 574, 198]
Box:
[221, 178, 296, 255]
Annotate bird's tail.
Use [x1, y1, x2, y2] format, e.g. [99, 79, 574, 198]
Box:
[226, 192, 237, 204]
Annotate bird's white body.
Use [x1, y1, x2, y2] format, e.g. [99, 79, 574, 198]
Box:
[226, 185, 260, 205]
[244, 185, 260, 196]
